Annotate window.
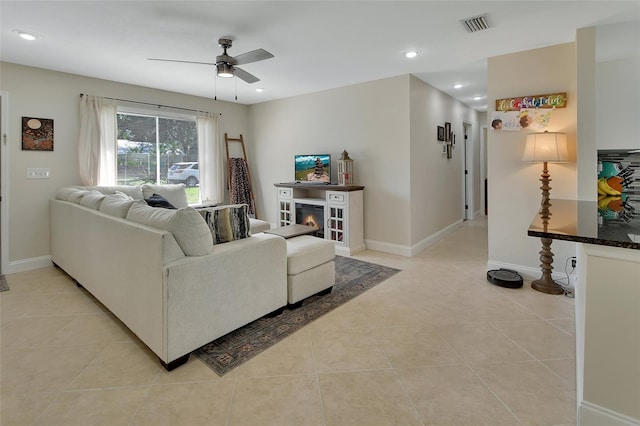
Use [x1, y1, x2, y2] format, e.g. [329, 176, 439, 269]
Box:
[116, 108, 199, 203]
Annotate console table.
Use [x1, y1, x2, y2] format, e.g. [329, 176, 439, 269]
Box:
[274, 183, 365, 255]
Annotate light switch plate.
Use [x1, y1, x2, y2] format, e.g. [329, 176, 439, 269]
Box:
[27, 168, 50, 179]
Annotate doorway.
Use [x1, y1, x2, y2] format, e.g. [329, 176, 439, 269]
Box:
[1, 91, 8, 275]
[462, 122, 472, 220]
[480, 126, 488, 216]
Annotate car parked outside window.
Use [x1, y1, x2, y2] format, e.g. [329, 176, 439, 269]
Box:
[168, 162, 199, 187]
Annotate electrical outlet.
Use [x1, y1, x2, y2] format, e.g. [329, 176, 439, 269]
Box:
[571, 258, 577, 268]
[27, 168, 51, 179]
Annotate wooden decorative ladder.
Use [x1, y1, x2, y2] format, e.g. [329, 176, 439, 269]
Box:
[224, 133, 257, 218]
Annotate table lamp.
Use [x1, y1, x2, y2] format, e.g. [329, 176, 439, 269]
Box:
[522, 131, 568, 294]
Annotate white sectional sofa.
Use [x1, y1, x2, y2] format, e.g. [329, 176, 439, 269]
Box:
[50, 184, 287, 370]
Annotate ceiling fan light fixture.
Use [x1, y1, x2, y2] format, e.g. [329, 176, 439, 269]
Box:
[217, 63, 234, 78]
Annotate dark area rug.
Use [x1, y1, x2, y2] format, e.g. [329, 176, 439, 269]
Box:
[193, 255, 400, 376]
[0, 275, 9, 292]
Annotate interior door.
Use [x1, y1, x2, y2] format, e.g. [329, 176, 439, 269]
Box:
[463, 122, 472, 220]
[0, 93, 3, 274]
[0, 91, 7, 275]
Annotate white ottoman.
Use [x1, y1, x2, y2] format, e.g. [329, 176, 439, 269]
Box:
[286, 235, 335, 306]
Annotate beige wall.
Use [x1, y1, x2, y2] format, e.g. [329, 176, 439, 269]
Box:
[249, 74, 480, 255]
[487, 43, 578, 276]
[579, 244, 640, 423]
[595, 21, 640, 151]
[576, 27, 597, 202]
[409, 75, 482, 247]
[575, 23, 640, 424]
[249, 75, 412, 250]
[595, 57, 640, 150]
[0, 62, 250, 272]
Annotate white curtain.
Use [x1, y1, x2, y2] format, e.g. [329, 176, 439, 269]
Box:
[78, 95, 117, 185]
[197, 112, 224, 205]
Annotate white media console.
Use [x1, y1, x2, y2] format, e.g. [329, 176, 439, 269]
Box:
[275, 183, 365, 256]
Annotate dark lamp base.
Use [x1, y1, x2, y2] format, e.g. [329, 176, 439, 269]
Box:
[531, 277, 564, 295]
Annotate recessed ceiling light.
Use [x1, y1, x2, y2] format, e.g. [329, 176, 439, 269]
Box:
[473, 96, 482, 101]
[404, 50, 419, 59]
[15, 30, 37, 41]
[256, 88, 264, 93]
[453, 83, 463, 89]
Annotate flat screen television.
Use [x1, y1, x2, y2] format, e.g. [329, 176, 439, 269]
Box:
[294, 154, 331, 183]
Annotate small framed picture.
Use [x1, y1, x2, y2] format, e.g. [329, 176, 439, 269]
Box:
[444, 122, 451, 142]
[22, 117, 54, 151]
[437, 126, 445, 141]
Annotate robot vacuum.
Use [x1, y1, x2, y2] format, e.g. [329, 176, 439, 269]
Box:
[487, 268, 523, 289]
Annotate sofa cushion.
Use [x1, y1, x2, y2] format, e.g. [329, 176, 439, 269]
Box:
[198, 204, 251, 245]
[78, 190, 106, 210]
[56, 187, 88, 203]
[141, 184, 188, 209]
[145, 193, 177, 209]
[126, 201, 212, 256]
[113, 190, 134, 200]
[90, 185, 144, 200]
[99, 194, 137, 218]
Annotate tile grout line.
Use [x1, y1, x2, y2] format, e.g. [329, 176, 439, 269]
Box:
[368, 324, 425, 425]
[431, 326, 526, 426]
[308, 327, 328, 426]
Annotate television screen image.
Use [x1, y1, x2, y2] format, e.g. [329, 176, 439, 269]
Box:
[295, 154, 331, 182]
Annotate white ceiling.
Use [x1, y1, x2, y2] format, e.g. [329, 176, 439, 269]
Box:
[1, 1, 639, 110]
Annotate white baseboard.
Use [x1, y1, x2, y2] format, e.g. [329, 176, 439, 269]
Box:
[580, 401, 640, 425]
[486, 260, 568, 282]
[364, 239, 411, 257]
[6, 255, 53, 274]
[365, 220, 463, 257]
[335, 243, 367, 257]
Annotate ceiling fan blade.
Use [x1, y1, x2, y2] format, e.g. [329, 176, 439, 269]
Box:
[233, 67, 260, 84]
[148, 58, 216, 66]
[233, 48, 274, 65]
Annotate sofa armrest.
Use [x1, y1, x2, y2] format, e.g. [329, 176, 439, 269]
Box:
[162, 233, 287, 361]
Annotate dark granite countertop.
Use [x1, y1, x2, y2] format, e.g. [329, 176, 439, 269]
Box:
[527, 199, 640, 250]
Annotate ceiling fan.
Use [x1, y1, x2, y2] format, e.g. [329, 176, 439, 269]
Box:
[149, 38, 274, 84]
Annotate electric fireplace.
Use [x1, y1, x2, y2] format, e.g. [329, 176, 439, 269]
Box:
[295, 203, 324, 238]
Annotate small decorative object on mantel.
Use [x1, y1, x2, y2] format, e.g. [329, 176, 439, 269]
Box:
[22, 117, 54, 151]
[338, 150, 354, 185]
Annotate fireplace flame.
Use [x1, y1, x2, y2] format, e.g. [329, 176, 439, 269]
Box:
[304, 215, 318, 228]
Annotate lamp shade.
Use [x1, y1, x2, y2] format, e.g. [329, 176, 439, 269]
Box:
[522, 132, 568, 163]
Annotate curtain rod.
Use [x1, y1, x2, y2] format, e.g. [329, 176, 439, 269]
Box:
[79, 93, 221, 116]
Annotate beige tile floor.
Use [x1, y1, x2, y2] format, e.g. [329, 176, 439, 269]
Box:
[0, 217, 577, 425]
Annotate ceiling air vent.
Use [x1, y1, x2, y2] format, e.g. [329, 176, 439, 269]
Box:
[461, 14, 490, 33]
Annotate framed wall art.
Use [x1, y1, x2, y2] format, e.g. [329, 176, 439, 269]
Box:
[22, 117, 54, 151]
[444, 122, 451, 142]
[437, 126, 445, 141]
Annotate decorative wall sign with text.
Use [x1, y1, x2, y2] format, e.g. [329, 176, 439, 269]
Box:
[492, 92, 567, 131]
[495, 92, 566, 112]
[22, 117, 54, 151]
